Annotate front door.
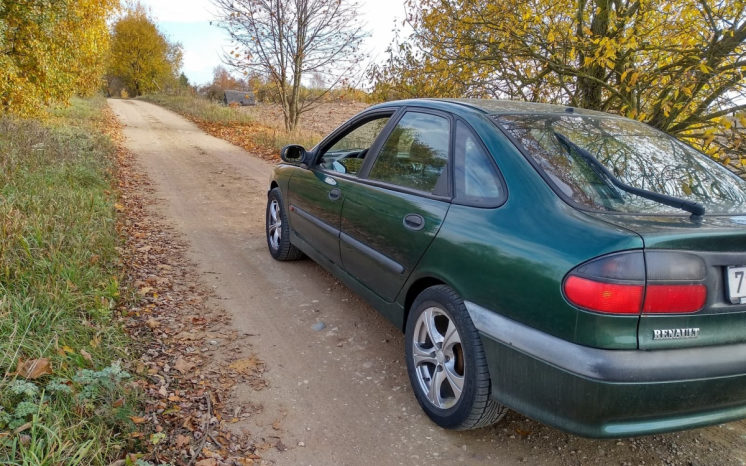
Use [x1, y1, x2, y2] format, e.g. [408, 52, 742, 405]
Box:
[288, 112, 395, 265]
[340, 110, 453, 302]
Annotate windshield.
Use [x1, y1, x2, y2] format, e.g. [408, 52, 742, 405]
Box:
[495, 114, 746, 215]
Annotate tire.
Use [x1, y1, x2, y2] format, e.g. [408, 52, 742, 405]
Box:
[266, 188, 304, 261]
[405, 285, 507, 430]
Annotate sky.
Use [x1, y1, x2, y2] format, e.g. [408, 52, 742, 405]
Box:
[139, 0, 409, 86]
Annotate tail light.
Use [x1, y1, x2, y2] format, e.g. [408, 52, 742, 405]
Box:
[563, 251, 707, 315]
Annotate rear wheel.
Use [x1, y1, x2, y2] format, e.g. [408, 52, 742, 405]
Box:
[266, 188, 304, 261]
[405, 285, 507, 430]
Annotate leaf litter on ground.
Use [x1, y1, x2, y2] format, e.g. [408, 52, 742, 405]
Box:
[107, 108, 284, 465]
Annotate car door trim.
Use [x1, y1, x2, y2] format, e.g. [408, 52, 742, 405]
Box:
[340, 232, 405, 275]
[290, 204, 340, 237]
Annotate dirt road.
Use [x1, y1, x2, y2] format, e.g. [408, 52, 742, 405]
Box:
[109, 99, 746, 466]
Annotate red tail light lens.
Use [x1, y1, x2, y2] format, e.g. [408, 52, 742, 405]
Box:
[642, 284, 707, 313]
[563, 251, 707, 315]
[564, 276, 643, 314]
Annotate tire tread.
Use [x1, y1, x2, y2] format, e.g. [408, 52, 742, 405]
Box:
[407, 285, 507, 431]
[267, 188, 304, 261]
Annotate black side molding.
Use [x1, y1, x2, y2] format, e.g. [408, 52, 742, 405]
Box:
[340, 232, 405, 275]
[290, 205, 340, 237]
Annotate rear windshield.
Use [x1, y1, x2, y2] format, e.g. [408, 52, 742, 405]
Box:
[495, 114, 746, 215]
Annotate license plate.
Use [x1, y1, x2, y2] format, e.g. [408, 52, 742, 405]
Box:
[727, 266, 746, 304]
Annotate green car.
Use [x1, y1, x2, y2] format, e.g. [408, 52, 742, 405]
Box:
[265, 99, 746, 438]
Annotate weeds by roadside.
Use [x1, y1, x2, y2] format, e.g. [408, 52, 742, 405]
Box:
[0, 97, 138, 462]
[137, 94, 256, 126]
[137, 94, 322, 159]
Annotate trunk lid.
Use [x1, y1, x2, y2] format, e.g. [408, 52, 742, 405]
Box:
[592, 213, 746, 349]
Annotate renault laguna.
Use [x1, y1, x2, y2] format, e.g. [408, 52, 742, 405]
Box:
[265, 99, 746, 437]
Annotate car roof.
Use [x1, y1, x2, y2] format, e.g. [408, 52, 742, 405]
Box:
[368, 98, 615, 118]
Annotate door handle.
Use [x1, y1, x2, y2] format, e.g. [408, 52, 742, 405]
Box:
[403, 214, 425, 231]
[328, 188, 342, 201]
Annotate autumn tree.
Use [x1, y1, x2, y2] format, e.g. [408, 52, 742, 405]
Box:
[371, 0, 746, 162]
[200, 65, 249, 101]
[0, 0, 118, 117]
[108, 4, 183, 97]
[213, 0, 367, 130]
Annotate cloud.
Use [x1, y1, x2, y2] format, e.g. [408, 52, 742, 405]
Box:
[142, 0, 217, 23]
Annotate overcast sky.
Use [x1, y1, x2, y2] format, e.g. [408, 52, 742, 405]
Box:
[139, 0, 409, 86]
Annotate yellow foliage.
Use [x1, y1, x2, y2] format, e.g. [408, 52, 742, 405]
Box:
[372, 0, 746, 161]
[107, 5, 183, 97]
[0, 0, 118, 117]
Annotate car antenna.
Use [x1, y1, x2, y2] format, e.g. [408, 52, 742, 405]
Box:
[553, 131, 706, 217]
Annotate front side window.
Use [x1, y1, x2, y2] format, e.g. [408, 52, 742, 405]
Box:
[496, 114, 746, 215]
[368, 112, 450, 194]
[318, 115, 391, 176]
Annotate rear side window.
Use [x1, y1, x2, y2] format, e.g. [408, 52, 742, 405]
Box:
[368, 112, 450, 195]
[453, 121, 504, 206]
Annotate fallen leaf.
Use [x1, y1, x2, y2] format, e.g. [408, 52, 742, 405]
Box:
[80, 349, 93, 364]
[13, 358, 52, 379]
[173, 358, 193, 374]
[130, 416, 147, 424]
[114, 203, 125, 211]
[174, 434, 190, 448]
[112, 398, 125, 408]
[196, 460, 217, 466]
[13, 422, 32, 434]
[145, 318, 160, 329]
[229, 355, 262, 374]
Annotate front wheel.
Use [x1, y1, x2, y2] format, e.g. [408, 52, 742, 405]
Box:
[266, 188, 304, 261]
[405, 285, 507, 430]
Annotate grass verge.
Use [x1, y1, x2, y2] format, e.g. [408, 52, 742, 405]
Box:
[0, 96, 138, 463]
[137, 94, 322, 159]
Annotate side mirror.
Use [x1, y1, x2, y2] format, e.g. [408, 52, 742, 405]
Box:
[280, 144, 309, 165]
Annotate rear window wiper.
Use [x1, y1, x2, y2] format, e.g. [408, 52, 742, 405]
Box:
[553, 132, 705, 217]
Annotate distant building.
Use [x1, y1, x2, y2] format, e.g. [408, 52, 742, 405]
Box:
[223, 89, 256, 106]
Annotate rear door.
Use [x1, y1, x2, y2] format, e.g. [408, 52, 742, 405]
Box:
[288, 111, 396, 265]
[339, 109, 453, 302]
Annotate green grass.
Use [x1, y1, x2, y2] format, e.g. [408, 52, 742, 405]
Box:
[0, 96, 137, 463]
[138, 93, 255, 125]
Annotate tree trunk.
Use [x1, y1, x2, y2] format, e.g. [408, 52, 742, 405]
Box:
[577, 0, 609, 109]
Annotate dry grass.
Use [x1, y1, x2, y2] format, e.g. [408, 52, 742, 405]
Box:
[239, 101, 369, 136]
[139, 94, 368, 160]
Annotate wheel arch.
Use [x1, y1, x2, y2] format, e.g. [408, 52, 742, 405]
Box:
[402, 276, 448, 331]
[269, 180, 279, 193]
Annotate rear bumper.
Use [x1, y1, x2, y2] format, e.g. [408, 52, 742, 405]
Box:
[466, 301, 746, 438]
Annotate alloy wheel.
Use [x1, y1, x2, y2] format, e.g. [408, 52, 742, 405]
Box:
[267, 199, 282, 250]
[412, 306, 465, 409]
